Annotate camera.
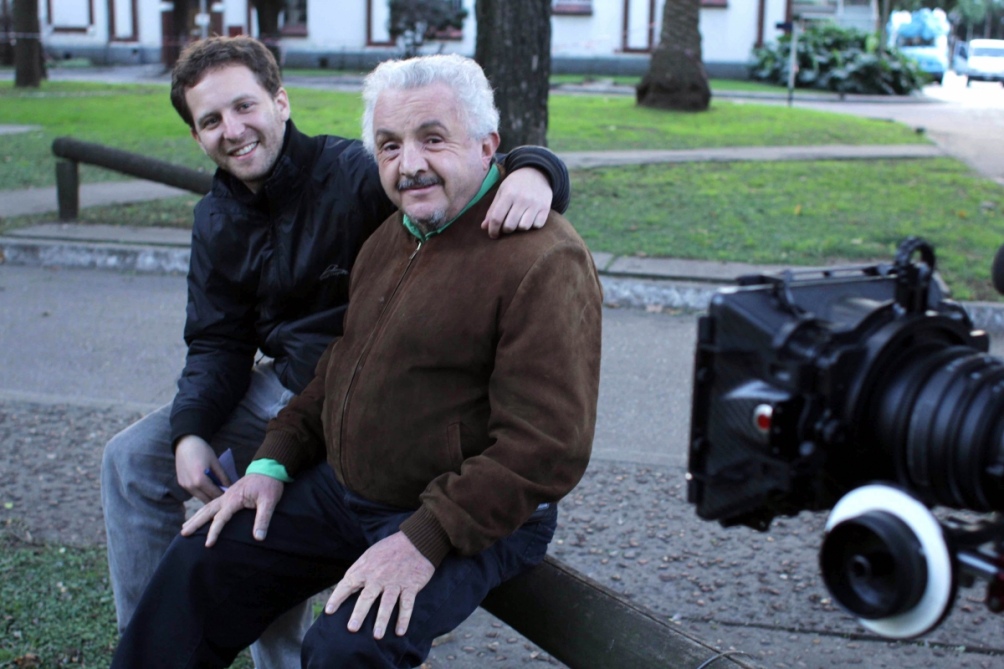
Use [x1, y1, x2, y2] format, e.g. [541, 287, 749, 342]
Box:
[687, 237, 1004, 639]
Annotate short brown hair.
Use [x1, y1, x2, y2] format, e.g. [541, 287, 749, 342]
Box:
[170, 36, 283, 129]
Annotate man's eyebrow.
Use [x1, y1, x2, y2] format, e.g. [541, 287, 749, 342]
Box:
[373, 128, 399, 143]
[375, 119, 449, 140]
[416, 119, 449, 134]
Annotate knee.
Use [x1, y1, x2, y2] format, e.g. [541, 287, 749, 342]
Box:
[101, 429, 131, 487]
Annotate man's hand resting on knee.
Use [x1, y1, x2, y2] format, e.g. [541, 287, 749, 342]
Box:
[324, 532, 435, 640]
[180, 473, 285, 546]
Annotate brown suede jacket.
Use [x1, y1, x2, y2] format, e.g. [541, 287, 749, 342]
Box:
[254, 177, 603, 566]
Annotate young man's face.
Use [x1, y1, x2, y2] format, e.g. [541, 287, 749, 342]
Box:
[372, 82, 499, 232]
[185, 64, 290, 193]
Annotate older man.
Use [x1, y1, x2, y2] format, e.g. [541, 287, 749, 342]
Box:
[111, 53, 602, 669]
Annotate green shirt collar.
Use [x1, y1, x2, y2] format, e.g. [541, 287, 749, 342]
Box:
[402, 163, 500, 242]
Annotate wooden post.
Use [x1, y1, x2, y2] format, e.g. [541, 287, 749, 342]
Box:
[55, 159, 79, 222]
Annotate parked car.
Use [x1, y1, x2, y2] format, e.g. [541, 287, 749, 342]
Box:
[954, 38, 1004, 85]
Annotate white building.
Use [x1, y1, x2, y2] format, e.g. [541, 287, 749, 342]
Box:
[25, 0, 877, 77]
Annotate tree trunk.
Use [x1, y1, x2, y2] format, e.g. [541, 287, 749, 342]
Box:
[13, 0, 43, 88]
[474, 0, 551, 152]
[252, 0, 283, 66]
[254, 0, 282, 39]
[636, 0, 710, 112]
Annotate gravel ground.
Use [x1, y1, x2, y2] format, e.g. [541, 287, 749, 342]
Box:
[5, 399, 1004, 668]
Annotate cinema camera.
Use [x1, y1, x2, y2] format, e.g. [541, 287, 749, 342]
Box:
[687, 237, 1004, 639]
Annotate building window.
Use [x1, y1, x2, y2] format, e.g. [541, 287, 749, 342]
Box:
[701, 0, 727, 7]
[554, 0, 592, 16]
[280, 0, 307, 37]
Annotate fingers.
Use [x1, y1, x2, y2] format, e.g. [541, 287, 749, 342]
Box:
[208, 461, 233, 488]
[348, 585, 382, 635]
[394, 590, 417, 637]
[324, 581, 412, 640]
[251, 497, 276, 541]
[325, 579, 356, 617]
[204, 501, 236, 547]
[192, 477, 224, 504]
[482, 203, 549, 237]
[481, 204, 505, 238]
[180, 498, 219, 536]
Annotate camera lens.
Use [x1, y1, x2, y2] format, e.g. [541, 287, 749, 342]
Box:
[869, 342, 1004, 511]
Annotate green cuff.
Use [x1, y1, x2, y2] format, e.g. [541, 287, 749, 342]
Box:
[246, 458, 294, 483]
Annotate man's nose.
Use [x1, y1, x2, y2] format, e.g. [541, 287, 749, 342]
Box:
[220, 113, 245, 140]
[400, 141, 427, 175]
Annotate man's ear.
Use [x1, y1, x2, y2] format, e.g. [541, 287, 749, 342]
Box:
[482, 131, 500, 168]
[275, 87, 291, 123]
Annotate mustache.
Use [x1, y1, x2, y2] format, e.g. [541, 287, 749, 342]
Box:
[397, 175, 443, 191]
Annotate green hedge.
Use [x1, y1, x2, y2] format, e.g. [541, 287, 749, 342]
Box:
[750, 23, 929, 95]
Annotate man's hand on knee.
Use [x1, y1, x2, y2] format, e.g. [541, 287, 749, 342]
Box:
[324, 531, 434, 639]
[181, 474, 285, 546]
[175, 435, 230, 503]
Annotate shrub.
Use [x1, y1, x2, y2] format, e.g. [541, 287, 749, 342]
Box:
[750, 22, 929, 95]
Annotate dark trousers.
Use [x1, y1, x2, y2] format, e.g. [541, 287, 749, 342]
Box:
[111, 464, 557, 669]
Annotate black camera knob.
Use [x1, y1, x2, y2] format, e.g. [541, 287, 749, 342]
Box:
[819, 484, 955, 639]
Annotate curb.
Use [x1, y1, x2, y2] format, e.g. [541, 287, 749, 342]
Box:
[0, 232, 722, 312]
[3, 232, 1004, 332]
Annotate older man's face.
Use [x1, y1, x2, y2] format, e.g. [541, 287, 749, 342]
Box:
[372, 82, 498, 232]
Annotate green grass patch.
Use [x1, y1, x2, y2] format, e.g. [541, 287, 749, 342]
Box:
[568, 159, 1004, 302]
[546, 94, 925, 152]
[0, 81, 924, 189]
[0, 541, 117, 667]
[0, 537, 253, 668]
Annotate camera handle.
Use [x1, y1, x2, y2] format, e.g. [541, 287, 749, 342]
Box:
[893, 237, 936, 315]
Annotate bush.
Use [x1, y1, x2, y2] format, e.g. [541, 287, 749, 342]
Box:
[750, 22, 929, 95]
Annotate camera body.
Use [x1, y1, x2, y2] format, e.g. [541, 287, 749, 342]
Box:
[688, 238, 1004, 638]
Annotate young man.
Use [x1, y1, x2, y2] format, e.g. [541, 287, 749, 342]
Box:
[100, 36, 569, 668]
[110, 53, 601, 669]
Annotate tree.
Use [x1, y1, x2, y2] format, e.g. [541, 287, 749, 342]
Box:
[636, 0, 710, 112]
[13, 0, 43, 88]
[474, 0, 551, 152]
[250, 0, 286, 66]
[389, 0, 467, 58]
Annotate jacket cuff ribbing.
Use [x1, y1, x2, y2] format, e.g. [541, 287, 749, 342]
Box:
[169, 408, 217, 452]
[399, 505, 453, 567]
[253, 430, 307, 477]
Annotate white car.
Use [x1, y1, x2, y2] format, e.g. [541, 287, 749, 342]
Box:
[954, 38, 1004, 85]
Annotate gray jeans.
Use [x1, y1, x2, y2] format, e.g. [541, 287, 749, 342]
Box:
[100, 361, 310, 668]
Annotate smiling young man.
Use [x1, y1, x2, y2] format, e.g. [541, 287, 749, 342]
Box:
[100, 37, 570, 669]
[110, 53, 601, 669]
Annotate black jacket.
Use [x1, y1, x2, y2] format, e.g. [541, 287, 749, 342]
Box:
[169, 120, 570, 446]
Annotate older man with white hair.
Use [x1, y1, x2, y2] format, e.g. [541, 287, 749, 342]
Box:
[111, 53, 602, 669]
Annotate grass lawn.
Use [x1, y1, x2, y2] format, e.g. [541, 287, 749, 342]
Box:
[0, 535, 255, 668]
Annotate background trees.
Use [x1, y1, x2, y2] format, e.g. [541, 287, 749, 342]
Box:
[636, 0, 710, 112]
[474, 0, 552, 150]
[12, 0, 43, 88]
